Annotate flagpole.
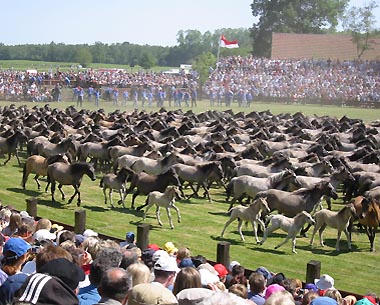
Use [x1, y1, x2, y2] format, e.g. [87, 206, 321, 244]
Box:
[216, 35, 221, 71]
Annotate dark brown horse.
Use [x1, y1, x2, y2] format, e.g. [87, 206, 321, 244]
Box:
[124, 167, 182, 209]
[0, 130, 27, 165]
[47, 162, 96, 206]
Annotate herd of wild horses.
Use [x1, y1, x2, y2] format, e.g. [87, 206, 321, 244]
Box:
[1, 104, 380, 252]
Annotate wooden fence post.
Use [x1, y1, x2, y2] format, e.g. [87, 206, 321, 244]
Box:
[25, 198, 38, 218]
[306, 260, 321, 284]
[216, 241, 230, 268]
[137, 224, 150, 250]
[74, 210, 86, 234]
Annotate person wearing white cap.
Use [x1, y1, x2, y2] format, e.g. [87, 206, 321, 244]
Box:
[315, 274, 335, 292]
[153, 256, 180, 291]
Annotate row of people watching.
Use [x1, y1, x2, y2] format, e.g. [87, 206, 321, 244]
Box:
[203, 56, 380, 106]
[0, 206, 377, 305]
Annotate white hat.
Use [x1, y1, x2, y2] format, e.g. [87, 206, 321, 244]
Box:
[152, 249, 170, 262]
[315, 274, 335, 290]
[198, 268, 220, 286]
[154, 256, 180, 273]
[33, 229, 56, 242]
[228, 260, 240, 272]
[83, 229, 98, 238]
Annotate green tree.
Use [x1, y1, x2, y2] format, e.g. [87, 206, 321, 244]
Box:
[192, 52, 216, 86]
[250, 0, 348, 57]
[341, 0, 379, 59]
[139, 52, 157, 70]
[75, 47, 93, 67]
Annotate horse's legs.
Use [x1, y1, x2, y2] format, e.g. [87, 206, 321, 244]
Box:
[274, 235, 292, 252]
[171, 203, 181, 224]
[220, 216, 236, 238]
[131, 191, 139, 210]
[237, 219, 245, 241]
[34, 175, 41, 190]
[156, 206, 163, 227]
[3, 152, 11, 165]
[68, 185, 79, 205]
[15, 150, 21, 165]
[117, 189, 125, 208]
[309, 221, 322, 247]
[51, 181, 56, 202]
[166, 207, 174, 229]
[342, 228, 351, 251]
[103, 187, 108, 205]
[259, 222, 278, 245]
[251, 220, 259, 243]
[255, 218, 267, 244]
[109, 189, 114, 208]
[58, 184, 65, 200]
[202, 182, 212, 202]
[318, 224, 328, 247]
[143, 202, 154, 221]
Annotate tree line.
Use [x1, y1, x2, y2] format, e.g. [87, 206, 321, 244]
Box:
[0, 29, 251, 69]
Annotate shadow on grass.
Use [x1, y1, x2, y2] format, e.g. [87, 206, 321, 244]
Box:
[8, 187, 41, 197]
[308, 238, 359, 255]
[211, 235, 246, 246]
[31, 198, 66, 209]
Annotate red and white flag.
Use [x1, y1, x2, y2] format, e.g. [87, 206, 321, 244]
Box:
[220, 35, 239, 48]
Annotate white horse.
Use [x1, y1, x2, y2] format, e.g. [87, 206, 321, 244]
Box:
[137, 185, 182, 229]
[309, 203, 356, 251]
[220, 197, 270, 243]
[259, 211, 315, 254]
[99, 167, 131, 208]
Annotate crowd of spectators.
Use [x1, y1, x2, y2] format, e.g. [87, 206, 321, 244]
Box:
[0, 68, 198, 107]
[1, 55, 379, 108]
[203, 56, 380, 107]
[0, 205, 378, 305]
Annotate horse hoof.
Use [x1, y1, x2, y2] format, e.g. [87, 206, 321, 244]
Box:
[77, 202, 81, 207]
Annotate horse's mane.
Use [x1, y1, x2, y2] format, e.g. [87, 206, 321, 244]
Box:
[270, 170, 292, 187]
[69, 162, 91, 174]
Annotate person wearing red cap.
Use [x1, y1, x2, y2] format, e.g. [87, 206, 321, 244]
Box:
[213, 263, 228, 284]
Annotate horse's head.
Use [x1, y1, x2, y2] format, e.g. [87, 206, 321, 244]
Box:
[167, 185, 183, 200]
[255, 197, 270, 215]
[317, 181, 338, 199]
[86, 163, 97, 181]
[301, 211, 315, 225]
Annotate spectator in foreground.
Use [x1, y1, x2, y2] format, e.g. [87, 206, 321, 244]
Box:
[248, 272, 266, 305]
[172, 266, 202, 296]
[128, 282, 178, 305]
[264, 290, 295, 305]
[0, 238, 31, 304]
[127, 262, 151, 287]
[94, 267, 131, 305]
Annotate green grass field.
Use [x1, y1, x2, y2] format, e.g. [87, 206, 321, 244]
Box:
[1, 97, 380, 295]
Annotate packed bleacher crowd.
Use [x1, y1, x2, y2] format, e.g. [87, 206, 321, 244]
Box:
[0, 205, 377, 305]
[203, 56, 380, 107]
[1, 56, 380, 107]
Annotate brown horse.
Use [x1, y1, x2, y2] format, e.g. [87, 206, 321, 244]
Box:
[22, 154, 71, 190]
[350, 196, 380, 252]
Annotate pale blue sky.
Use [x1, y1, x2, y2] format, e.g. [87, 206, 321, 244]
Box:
[1, 0, 378, 46]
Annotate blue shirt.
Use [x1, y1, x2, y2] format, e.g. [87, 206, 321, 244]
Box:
[78, 283, 101, 305]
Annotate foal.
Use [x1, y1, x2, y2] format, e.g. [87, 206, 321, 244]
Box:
[310, 203, 356, 251]
[259, 211, 315, 254]
[137, 185, 182, 229]
[99, 167, 131, 208]
[220, 197, 270, 243]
